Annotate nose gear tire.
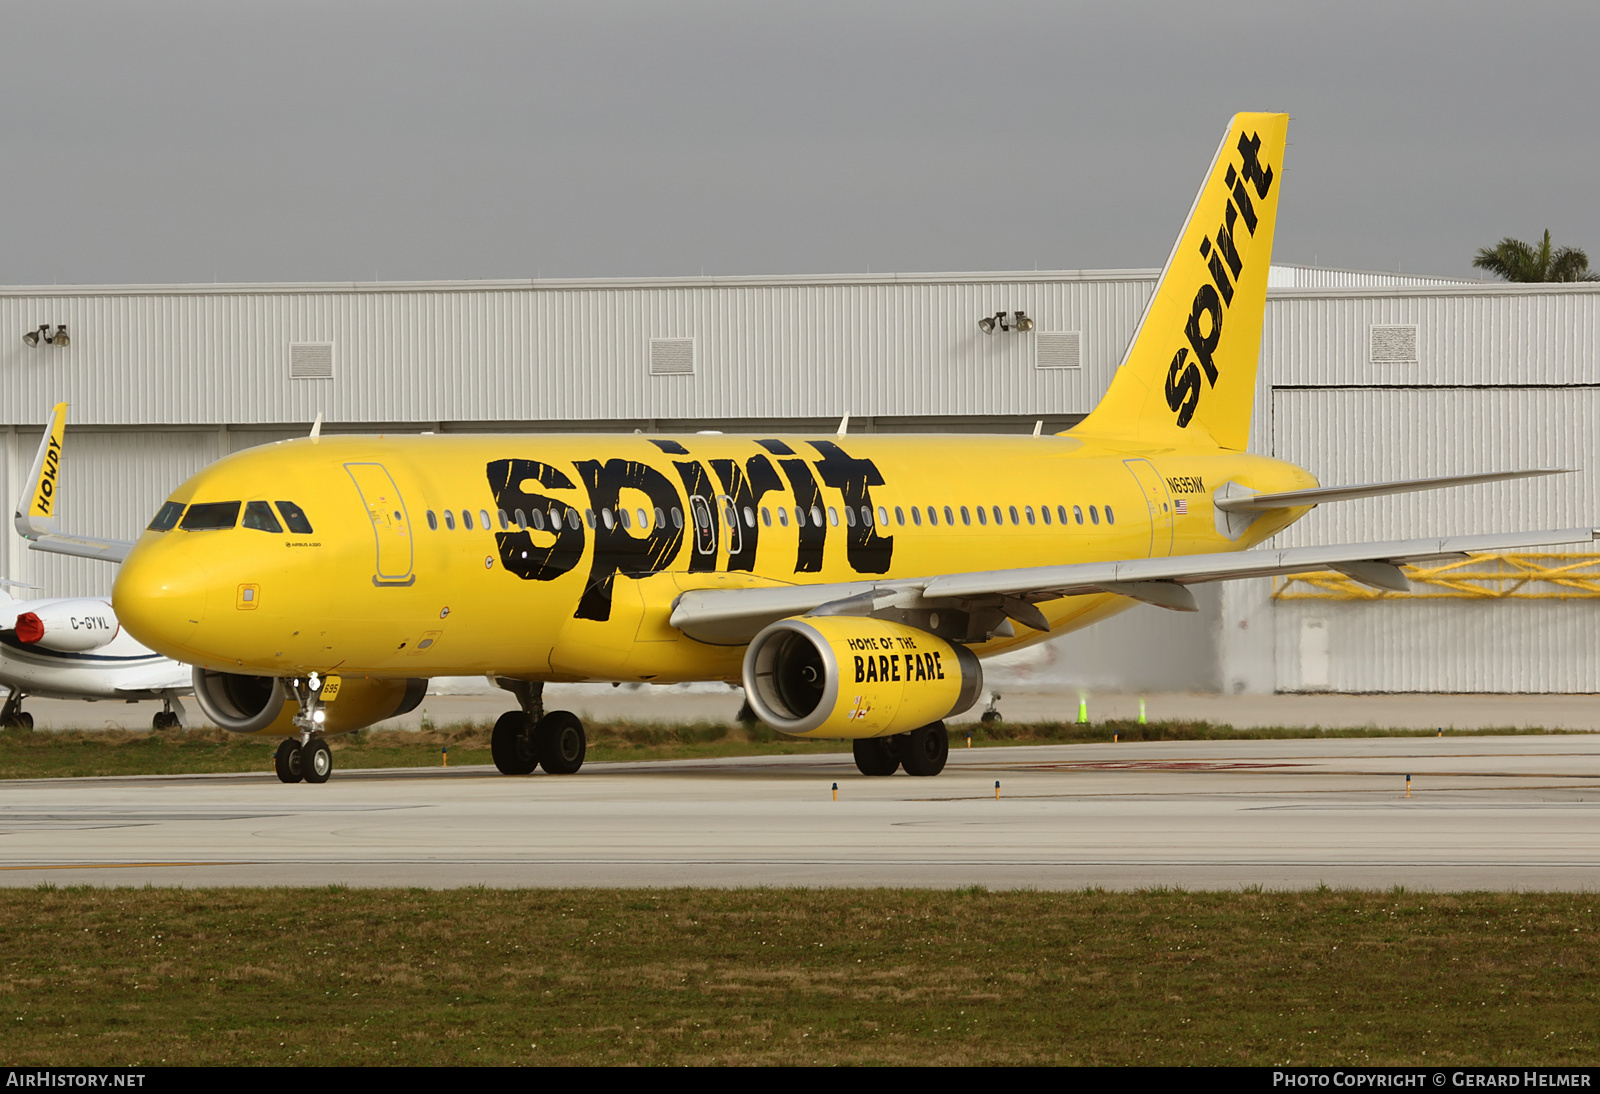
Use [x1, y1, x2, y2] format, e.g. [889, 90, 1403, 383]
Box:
[274, 739, 304, 783]
[535, 711, 586, 774]
[303, 738, 333, 783]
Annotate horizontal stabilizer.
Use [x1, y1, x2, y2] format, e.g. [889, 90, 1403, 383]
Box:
[1214, 469, 1570, 513]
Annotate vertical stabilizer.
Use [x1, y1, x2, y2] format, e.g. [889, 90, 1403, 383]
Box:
[15, 402, 68, 538]
[1071, 113, 1288, 451]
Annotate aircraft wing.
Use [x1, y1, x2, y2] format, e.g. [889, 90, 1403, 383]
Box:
[13, 402, 135, 564]
[669, 526, 1599, 644]
[111, 662, 194, 695]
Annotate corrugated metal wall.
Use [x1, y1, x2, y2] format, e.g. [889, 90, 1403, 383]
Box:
[0, 272, 1156, 428]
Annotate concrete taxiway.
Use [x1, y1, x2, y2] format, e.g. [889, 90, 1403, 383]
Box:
[3, 734, 1598, 890]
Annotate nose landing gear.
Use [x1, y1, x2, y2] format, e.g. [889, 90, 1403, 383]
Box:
[273, 675, 335, 784]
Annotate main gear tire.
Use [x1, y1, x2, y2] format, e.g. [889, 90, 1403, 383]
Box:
[490, 710, 539, 775]
[274, 739, 304, 783]
[852, 737, 900, 776]
[535, 711, 586, 775]
[900, 721, 949, 777]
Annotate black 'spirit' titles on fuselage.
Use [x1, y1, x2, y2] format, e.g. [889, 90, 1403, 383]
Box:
[809, 440, 894, 574]
[486, 459, 584, 581]
[710, 456, 784, 573]
[572, 459, 683, 622]
[1165, 129, 1276, 428]
[483, 442, 901, 607]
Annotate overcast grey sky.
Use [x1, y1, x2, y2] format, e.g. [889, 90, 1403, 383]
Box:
[0, 1, 1594, 285]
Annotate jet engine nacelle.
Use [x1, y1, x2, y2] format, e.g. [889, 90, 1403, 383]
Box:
[192, 668, 428, 736]
[742, 617, 982, 738]
[8, 602, 120, 652]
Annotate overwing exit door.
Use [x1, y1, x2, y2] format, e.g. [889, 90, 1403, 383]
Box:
[345, 462, 416, 586]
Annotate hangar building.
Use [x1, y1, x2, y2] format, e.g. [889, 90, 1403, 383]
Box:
[0, 265, 1593, 695]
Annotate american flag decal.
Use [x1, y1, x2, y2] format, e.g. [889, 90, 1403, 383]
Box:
[1174, 498, 1188, 515]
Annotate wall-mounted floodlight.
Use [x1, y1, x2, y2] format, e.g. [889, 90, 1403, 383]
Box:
[22, 324, 69, 348]
[978, 311, 1034, 335]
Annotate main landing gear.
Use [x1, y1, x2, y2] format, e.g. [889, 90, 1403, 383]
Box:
[151, 694, 188, 731]
[851, 721, 949, 778]
[490, 678, 587, 776]
[0, 687, 32, 730]
[273, 675, 335, 784]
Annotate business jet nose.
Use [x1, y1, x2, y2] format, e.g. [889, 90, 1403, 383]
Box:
[112, 542, 206, 656]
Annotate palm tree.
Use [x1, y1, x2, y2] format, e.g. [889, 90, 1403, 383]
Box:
[1473, 230, 1600, 282]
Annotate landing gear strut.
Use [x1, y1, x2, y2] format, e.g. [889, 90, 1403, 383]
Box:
[151, 694, 188, 731]
[273, 675, 334, 785]
[490, 678, 587, 775]
[851, 721, 948, 777]
[1, 687, 32, 730]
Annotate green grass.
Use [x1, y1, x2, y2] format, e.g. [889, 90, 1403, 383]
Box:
[1, 887, 1595, 1065]
[0, 720, 1585, 780]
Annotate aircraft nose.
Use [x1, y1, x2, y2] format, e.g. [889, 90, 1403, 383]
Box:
[112, 542, 206, 655]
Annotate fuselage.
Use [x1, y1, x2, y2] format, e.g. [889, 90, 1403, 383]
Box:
[0, 597, 177, 701]
[112, 432, 1316, 683]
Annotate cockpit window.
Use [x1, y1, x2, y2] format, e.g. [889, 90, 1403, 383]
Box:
[275, 501, 313, 535]
[243, 501, 283, 533]
[180, 501, 241, 530]
[147, 501, 185, 532]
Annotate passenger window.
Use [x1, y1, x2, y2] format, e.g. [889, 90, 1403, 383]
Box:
[960, 506, 971, 526]
[1106, 505, 1115, 525]
[1073, 506, 1083, 525]
[445, 510, 457, 530]
[1041, 506, 1052, 526]
[992, 505, 1003, 525]
[479, 509, 491, 530]
[828, 507, 839, 527]
[181, 501, 241, 531]
[1090, 506, 1100, 525]
[845, 507, 856, 528]
[671, 507, 684, 529]
[926, 507, 938, 527]
[911, 507, 922, 526]
[462, 510, 474, 531]
[602, 508, 616, 530]
[793, 507, 804, 527]
[778, 507, 789, 527]
[426, 510, 439, 531]
[498, 509, 509, 530]
[568, 509, 582, 531]
[895, 507, 905, 526]
[1025, 506, 1036, 525]
[529, 509, 544, 531]
[810, 506, 823, 527]
[147, 501, 185, 532]
[640, 508, 651, 530]
[944, 505, 955, 526]
[243, 501, 283, 533]
[761, 507, 772, 527]
[275, 501, 314, 535]
[514, 509, 527, 530]
[743, 506, 755, 528]
[977, 506, 987, 526]
[1008, 505, 1019, 525]
[877, 506, 888, 526]
[862, 506, 874, 527]
[1057, 505, 1069, 524]
[654, 507, 666, 529]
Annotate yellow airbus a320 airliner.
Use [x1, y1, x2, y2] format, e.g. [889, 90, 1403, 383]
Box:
[24, 113, 1587, 783]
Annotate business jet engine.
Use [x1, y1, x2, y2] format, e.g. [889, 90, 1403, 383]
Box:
[6, 601, 121, 652]
[192, 668, 427, 736]
[741, 617, 982, 738]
